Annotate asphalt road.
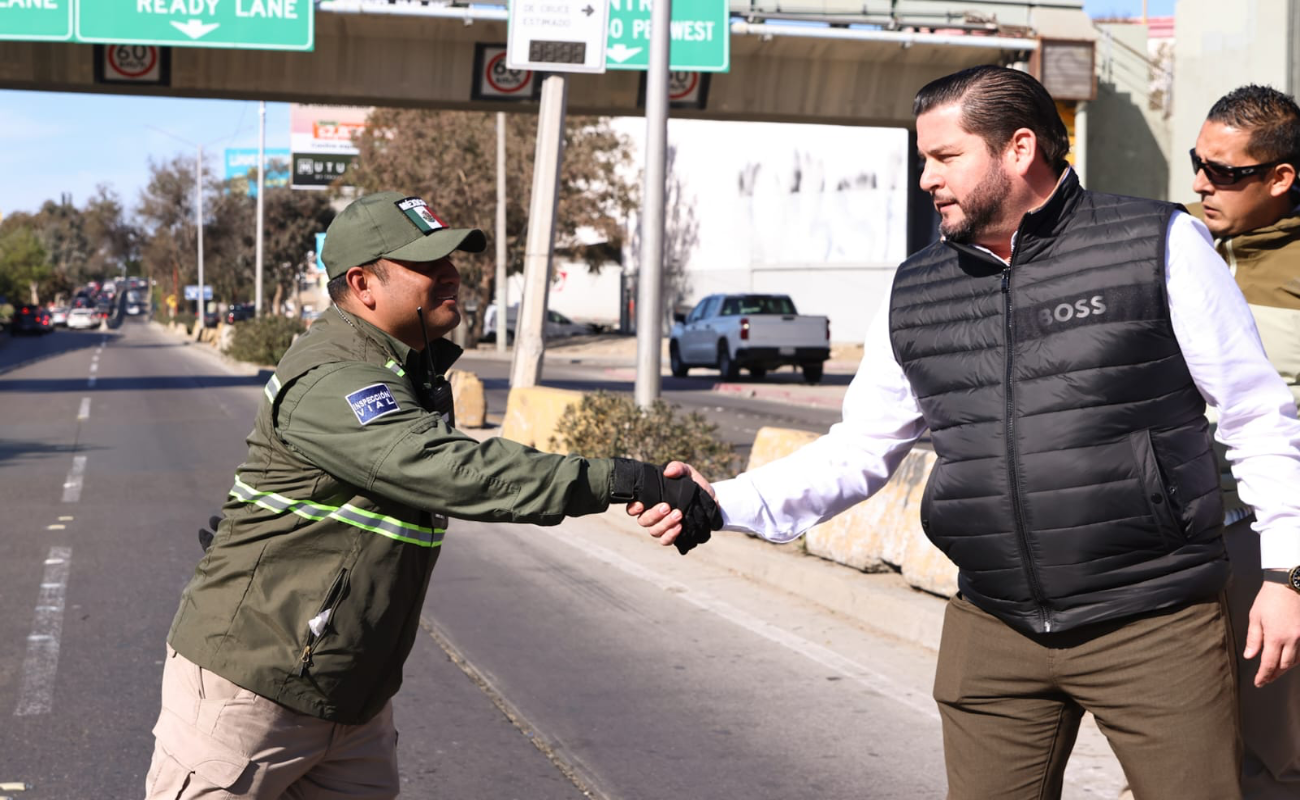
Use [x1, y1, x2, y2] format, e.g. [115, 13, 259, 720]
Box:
[0, 320, 963, 799]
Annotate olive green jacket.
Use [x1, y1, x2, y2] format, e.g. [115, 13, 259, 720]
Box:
[1189, 204, 1300, 516]
[168, 309, 616, 723]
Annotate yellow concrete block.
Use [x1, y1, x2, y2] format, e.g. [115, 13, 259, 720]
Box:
[748, 426, 958, 594]
[447, 369, 486, 429]
[501, 386, 585, 453]
[745, 426, 820, 471]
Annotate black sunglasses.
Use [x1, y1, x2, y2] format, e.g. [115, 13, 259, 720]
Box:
[1189, 148, 1287, 187]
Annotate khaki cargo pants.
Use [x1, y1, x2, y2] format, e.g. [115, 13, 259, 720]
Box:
[144, 647, 400, 799]
[934, 594, 1241, 800]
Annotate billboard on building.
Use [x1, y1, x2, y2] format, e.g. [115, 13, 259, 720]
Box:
[290, 104, 370, 190]
[224, 148, 291, 196]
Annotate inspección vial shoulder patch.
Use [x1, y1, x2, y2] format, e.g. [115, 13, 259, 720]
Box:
[346, 383, 401, 426]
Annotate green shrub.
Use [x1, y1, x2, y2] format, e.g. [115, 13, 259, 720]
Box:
[171, 311, 197, 331]
[227, 315, 306, 366]
[550, 391, 737, 479]
[0, 303, 13, 325]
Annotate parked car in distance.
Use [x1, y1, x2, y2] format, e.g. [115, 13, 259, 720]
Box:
[13, 304, 54, 334]
[66, 308, 99, 330]
[669, 293, 831, 383]
[48, 306, 69, 326]
[225, 303, 256, 324]
[480, 304, 592, 344]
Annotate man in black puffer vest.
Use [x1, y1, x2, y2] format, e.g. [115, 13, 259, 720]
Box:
[632, 67, 1300, 800]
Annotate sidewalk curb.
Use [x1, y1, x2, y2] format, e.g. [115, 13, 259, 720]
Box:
[149, 320, 271, 377]
[460, 425, 946, 652]
[712, 382, 847, 410]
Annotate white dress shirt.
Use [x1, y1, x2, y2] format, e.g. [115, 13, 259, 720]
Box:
[714, 212, 1300, 570]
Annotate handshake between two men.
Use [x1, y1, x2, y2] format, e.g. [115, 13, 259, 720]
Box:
[613, 459, 720, 555]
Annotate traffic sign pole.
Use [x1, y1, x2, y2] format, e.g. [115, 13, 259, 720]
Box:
[635, 0, 672, 407]
[256, 101, 266, 319]
[510, 75, 568, 389]
[496, 112, 509, 356]
[197, 144, 205, 327]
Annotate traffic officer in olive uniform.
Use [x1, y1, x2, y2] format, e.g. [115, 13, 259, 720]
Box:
[144, 191, 721, 799]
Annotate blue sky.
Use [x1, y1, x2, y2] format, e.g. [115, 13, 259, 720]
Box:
[0, 0, 1175, 219]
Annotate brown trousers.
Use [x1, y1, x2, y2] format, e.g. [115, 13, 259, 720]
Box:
[1223, 518, 1300, 799]
[934, 593, 1241, 800]
[144, 647, 400, 799]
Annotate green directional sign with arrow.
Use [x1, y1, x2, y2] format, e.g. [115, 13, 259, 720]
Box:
[605, 0, 728, 72]
[76, 0, 313, 51]
[0, 0, 74, 42]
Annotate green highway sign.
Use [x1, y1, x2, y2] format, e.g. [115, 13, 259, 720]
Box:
[76, 0, 313, 51]
[0, 0, 74, 42]
[605, 0, 728, 72]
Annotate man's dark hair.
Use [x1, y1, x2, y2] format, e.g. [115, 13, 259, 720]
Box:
[326, 259, 388, 305]
[913, 65, 1072, 175]
[1207, 84, 1300, 164]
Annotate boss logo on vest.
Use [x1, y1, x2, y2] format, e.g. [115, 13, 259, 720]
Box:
[1037, 295, 1107, 327]
[1016, 282, 1164, 338]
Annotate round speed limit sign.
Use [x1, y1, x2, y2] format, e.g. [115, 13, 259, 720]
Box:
[486, 51, 533, 95]
[474, 45, 537, 101]
[102, 45, 164, 83]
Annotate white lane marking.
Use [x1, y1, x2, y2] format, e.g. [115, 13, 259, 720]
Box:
[61, 456, 86, 503]
[77, 397, 91, 420]
[58, 516, 73, 521]
[540, 529, 941, 721]
[46, 525, 65, 531]
[15, 546, 72, 716]
[88, 363, 97, 374]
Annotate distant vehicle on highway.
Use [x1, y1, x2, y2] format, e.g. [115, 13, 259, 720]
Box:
[225, 303, 255, 324]
[49, 306, 69, 326]
[669, 293, 831, 383]
[480, 304, 593, 344]
[66, 308, 99, 330]
[12, 304, 53, 335]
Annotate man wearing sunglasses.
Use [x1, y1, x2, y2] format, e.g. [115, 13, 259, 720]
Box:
[1189, 84, 1300, 800]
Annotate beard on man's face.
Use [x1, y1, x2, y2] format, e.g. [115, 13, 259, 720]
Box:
[938, 161, 1012, 244]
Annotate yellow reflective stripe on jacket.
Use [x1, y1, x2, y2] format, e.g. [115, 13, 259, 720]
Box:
[263, 374, 282, 403]
[229, 476, 444, 547]
[383, 360, 406, 377]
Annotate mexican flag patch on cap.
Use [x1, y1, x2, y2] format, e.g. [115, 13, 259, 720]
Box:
[395, 197, 448, 235]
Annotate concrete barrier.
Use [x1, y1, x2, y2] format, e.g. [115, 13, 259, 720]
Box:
[501, 386, 584, 452]
[745, 426, 958, 597]
[447, 369, 486, 429]
[217, 324, 236, 352]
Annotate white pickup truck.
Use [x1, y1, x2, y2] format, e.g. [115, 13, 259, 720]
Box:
[669, 293, 831, 383]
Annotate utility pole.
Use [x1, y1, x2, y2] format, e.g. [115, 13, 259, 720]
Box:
[196, 143, 205, 327]
[634, 0, 673, 408]
[255, 101, 266, 317]
[510, 75, 568, 388]
[496, 112, 508, 355]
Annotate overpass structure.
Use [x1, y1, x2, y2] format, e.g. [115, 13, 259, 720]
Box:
[1, 1, 1093, 127]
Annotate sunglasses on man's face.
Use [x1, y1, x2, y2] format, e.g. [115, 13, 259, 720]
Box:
[1189, 148, 1287, 187]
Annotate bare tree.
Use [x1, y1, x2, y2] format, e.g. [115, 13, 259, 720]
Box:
[629, 145, 700, 333]
[348, 108, 637, 342]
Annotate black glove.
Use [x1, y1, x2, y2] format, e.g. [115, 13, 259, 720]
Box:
[198, 514, 222, 552]
[612, 459, 723, 555]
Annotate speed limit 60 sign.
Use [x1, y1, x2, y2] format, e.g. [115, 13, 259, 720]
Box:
[472, 44, 540, 103]
[93, 44, 171, 86]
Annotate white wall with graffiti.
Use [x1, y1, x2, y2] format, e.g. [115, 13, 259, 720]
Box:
[612, 117, 911, 345]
